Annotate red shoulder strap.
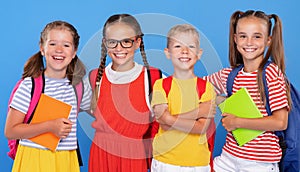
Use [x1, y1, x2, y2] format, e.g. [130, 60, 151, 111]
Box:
[196, 77, 206, 99]
[144, 67, 162, 169]
[147, 66, 162, 96]
[196, 77, 215, 171]
[163, 77, 206, 98]
[162, 76, 173, 97]
[207, 117, 216, 171]
[195, 77, 215, 171]
[144, 66, 163, 137]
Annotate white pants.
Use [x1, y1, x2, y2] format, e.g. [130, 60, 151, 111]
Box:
[213, 151, 279, 172]
[151, 159, 210, 172]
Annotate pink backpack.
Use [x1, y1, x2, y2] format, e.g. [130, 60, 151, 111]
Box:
[7, 74, 83, 162]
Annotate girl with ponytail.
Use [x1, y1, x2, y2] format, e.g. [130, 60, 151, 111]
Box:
[204, 10, 290, 171]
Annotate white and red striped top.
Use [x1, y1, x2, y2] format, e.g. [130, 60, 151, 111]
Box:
[204, 63, 288, 162]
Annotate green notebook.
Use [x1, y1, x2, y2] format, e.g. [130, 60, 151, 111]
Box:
[218, 87, 264, 146]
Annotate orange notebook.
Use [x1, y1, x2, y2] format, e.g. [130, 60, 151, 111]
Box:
[29, 94, 72, 151]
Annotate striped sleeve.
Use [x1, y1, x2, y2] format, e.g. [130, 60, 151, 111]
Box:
[265, 64, 289, 112]
[203, 68, 232, 95]
[10, 77, 32, 114]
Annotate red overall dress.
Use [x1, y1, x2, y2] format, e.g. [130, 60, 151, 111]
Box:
[89, 70, 151, 172]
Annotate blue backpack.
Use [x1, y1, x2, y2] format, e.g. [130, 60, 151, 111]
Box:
[227, 61, 300, 172]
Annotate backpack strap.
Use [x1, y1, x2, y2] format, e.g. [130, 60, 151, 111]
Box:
[196, 77, 207, 98]
[195, 78, 216, 171]
[73, 80, 84, 115]
[143, 66, 162, 170]
[195, 77, 215, 171]
[89, 69, 99, 91]
[69, 80, 85, 167]
[162, 76, 207, 98]
[227, 65, 244, 97]
[262, 61, 289, 171]
[262, 61, 273, 116]
[147, 66, 162, 97]
[162, 76, 173, 97]
[72, 80, 84, 166]
[25, 73, 45, 123]
[262, 61, 285, 139]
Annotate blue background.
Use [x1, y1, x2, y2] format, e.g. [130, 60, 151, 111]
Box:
[1, 1, 299, 171]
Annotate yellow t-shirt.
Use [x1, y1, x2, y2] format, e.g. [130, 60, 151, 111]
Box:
[151, 77, 216, 166]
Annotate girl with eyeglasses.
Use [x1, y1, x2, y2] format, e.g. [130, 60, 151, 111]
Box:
[87, 14, 161, 172]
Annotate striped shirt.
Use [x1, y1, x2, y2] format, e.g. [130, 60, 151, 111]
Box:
[10, 76, 92, 150]
[204, 63, 288, 162]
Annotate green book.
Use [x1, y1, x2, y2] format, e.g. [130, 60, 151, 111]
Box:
[218, 87, 264, 146]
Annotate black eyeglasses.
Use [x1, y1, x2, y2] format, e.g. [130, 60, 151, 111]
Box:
[104, 38, 135, 48]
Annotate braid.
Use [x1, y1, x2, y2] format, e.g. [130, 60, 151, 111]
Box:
[96, 42, 107, 83]
[91, 42, 107, 112]
[139, 36, 149, 69]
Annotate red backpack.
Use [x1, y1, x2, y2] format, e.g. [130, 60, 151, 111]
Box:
[7, 73, 84, 165]
[162, 76, 216, 171]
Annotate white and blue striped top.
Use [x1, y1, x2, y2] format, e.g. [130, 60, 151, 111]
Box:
[10, 76, 92, 151]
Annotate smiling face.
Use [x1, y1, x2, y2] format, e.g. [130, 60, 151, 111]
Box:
[165, 32, 202, 77]
[234, 16, 271, 65]
[40, 29, 77, 79]
[104, 22, 141, 71]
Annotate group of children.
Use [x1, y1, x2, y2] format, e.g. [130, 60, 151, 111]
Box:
[5, 9, 290, 172]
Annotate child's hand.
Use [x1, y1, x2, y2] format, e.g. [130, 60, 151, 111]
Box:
[198, 101, 216, 119]
[160, 124, 172, 131]
[153, 104, 168, 121]
[221, 113, 237, 131]
[216, 96, 226, 105]
[50, 118, 73, 139]
[156, 110, 174, 125]
[208, 101, 216, 118]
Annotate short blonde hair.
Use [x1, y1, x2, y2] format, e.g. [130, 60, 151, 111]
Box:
[166, 24, 200, 48]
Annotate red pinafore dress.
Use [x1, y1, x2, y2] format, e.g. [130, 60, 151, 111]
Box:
[89, 70, 150, 172]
